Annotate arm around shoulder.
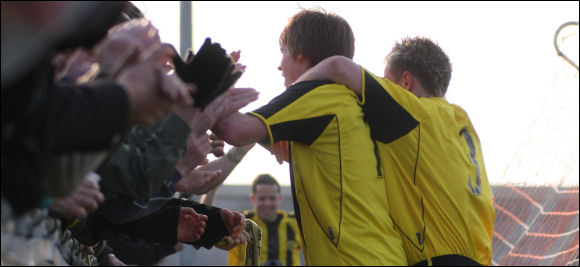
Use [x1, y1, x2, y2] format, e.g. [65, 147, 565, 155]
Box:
[295, 55, 363, 95]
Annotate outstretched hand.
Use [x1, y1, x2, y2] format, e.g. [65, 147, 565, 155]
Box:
[118, 43, 193, 125]
[94, 18, 161, 80]
[220, 208, 246, 239]
[215, 230, 251, 251]
[175, 168, 222, 195]
[177, 207, 208, 242]
[107, 18, 161, 54]
[189, 87, 259, 137]
[210, 133, 225, 157]
[49, 178, 104, 219]
[176, 132, 212, 176]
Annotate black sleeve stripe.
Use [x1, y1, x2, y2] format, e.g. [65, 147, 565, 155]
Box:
[286, 222, 296, 266]
[244, 210, 255, 219]
[253, 80, 334, 119]
[363, 71, 418, 143]
[266, 219, 280, 261]
[270, 115, 334, 145]
[288, 145, 302, 233]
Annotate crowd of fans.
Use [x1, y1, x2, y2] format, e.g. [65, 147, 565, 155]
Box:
[1, 2, 258, 265]
[2, 2, 498, 266]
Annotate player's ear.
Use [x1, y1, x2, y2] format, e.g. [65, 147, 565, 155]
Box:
[296, 54, 311, 66]
[401, 71, 414, 91]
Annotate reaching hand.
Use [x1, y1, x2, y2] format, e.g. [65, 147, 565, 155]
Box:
[57, 48, 94, 81]
[188, 87, 258, 137]
[177, 207, 208, 242]
[176, 133, 212, 176]
[220, 87, 260, 116]
[230, 50, 241, 63]
[49, 178, 104, 219]
[107, 18, 161, 54]
[229, 50, 246, 73]
[175, 169, 222, 195]
[215, 230, 251, 251]
[228, 50, 246, 84]
[118, 43, 193, 126]
[93, 34, 141, 79]
[220, 208, 246, 239]
[209, 134, 225, 157]
[94, 18, 161, 80]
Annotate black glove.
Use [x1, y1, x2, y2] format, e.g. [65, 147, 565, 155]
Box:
[206, 64, 244, 107]
[172, 37, 233, 110]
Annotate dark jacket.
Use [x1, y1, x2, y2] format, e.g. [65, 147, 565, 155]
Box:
[70, 198, 228, 249]
[98, 113, 190, 201]
[1, 57, 129, 215]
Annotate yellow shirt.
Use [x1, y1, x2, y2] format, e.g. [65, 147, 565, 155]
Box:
[249, 80, 406, 266]
[227, 210, 301, 266]
[359, 68, 495, 265]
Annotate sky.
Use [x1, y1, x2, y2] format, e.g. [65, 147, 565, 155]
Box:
[132, 1, 579, 186]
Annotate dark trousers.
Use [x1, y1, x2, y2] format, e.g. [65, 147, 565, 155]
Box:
[413, 254, 481, 266]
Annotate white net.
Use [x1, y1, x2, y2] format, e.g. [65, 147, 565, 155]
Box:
[491, 22, 579, 266]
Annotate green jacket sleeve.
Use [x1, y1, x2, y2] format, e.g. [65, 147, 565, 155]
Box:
[97, 113, 190, 200]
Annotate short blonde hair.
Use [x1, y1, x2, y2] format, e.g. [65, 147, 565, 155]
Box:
[385, 37, 452, 97]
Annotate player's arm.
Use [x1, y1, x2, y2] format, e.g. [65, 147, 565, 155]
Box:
[294, 55, 363, 95]
[212, 112, 268, 147]
[213, 108, 288, 165]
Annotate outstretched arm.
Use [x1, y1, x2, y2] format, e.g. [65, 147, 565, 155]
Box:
[199, 143, 256, 205]
[212, 112, 268, 147]
[294, 55, 363, 95]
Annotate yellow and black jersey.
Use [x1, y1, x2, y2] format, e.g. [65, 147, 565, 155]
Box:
[227, 210, 301, 266]
[248, 81, 406, 266]
[359, 68, 495, 265]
